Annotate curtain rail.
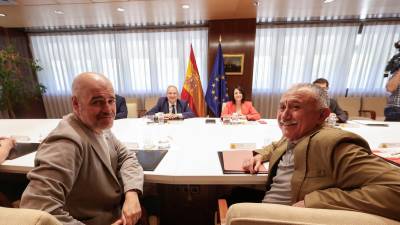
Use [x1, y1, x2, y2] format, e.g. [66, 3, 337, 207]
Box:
[25, 23, 208, 34]
[257, 17, 400, 27]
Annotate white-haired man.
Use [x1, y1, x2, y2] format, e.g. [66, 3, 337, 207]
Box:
[242, 83, 400, 221]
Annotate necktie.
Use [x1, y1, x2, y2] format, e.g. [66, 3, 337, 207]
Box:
[171, 105, 176, 114]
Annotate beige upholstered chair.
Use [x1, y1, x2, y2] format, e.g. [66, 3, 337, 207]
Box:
[0, 207, 62, 225]
[144, 96, 159, 112]
[217, 202, 400, 225]
[126, 97, 138, 118]
[336, 96, 362, 118]
[221, 102, 227, 114]
[127, 102, 138, 118]
[361, 96, 387, 121]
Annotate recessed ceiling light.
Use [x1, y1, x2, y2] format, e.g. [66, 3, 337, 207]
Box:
[323, 0, 335, 3]
[54, 10, 64, 15]
[117, 7, 125, 12]
[182, 4, 190, 9]
[0, 13, 6, 17]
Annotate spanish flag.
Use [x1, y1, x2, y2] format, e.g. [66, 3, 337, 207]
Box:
[181, 45, 206, 117]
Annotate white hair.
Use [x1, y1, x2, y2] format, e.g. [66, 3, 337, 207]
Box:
[285, 83, 329, 109]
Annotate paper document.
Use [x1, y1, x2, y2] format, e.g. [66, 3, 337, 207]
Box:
[230, 143, 257, 150]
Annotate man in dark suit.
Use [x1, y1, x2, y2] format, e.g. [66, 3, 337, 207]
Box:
[313, 78, 348, 123]
[145, 85, 195, 119]
[115, 94, 128, 119]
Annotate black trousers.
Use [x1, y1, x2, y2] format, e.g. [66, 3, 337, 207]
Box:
[226, 187, 265, 206]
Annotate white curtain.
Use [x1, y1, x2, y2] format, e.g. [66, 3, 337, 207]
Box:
[252, 22, 400, 118]
[29, 28, 208, 118]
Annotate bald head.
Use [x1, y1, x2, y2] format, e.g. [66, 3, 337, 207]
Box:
[72, 72, 113, 98]
[71, 72, 116, 133]
[166, 85, 179, 104]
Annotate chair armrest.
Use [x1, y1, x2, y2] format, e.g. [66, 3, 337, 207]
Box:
[360, 110, 376, 120]
[217, 199, 228, 225]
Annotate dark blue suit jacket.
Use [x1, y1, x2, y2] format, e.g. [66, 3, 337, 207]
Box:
[329, 98, 348, 123]
[145, 97, 195, 119]
[115, 94, 128, 119]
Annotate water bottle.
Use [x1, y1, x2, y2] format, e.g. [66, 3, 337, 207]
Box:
[231, 112, 239, 124]
[156, 112, 164, 124]
[327, 113, 337, 127]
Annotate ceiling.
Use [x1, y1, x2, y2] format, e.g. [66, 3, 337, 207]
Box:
[0, 0, 399, 29]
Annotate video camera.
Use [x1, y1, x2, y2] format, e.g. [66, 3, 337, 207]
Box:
[384, 40, 400, 77]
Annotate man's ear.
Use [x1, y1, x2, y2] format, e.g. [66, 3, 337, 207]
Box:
[72, 96, 79, 113]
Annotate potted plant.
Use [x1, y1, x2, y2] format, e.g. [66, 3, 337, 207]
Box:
[0, 45, 46, 118]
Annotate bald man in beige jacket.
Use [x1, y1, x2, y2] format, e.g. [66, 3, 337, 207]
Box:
[21, 72, 144, 225]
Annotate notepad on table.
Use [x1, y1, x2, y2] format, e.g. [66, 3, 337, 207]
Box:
[6, 142, 40, 160]
[230, 143, 257, 150]
[132, 150, 168, 171]
[218, 150, 268, 174]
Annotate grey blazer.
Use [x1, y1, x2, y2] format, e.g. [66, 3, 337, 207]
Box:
[20, 114, 144, 225]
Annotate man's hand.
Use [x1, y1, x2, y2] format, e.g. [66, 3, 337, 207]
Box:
[111, 219, 123, 225]
[120, 191, 141, 225]
[164, 113, 179, 120]
[0, 137, 16, 163]
[292, 200, 305, 207]
[0, 137, 16, 150]
[242, 154, 263, 174]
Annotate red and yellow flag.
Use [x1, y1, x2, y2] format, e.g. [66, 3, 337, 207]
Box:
[181, 45, 206, 117]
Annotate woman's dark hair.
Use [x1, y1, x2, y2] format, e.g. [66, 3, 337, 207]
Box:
[231, 86, 245, 104]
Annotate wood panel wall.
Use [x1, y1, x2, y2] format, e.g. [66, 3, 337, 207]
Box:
[208, 19, 257, 102]
[0, 28, 47, 118]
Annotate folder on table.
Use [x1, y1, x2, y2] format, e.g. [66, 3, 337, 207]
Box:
[372, 149, 400, 166]
[133, 150, 168, 171]
[218, 150, 268, 174]
[6, 142, 40, 160]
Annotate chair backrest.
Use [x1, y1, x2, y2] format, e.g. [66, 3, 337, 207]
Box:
[144, 97, 159, 111]
[127, 102, 138, 118]
[362, 96, 387, 119]
[221, 102, 227, 115]
[125, 97, 138, 118]
[336, 96, 362, 118]
[0, 207, 62, 225]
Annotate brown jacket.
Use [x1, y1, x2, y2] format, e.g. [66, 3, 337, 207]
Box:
[257, 126, 400, 221]
[20, 114, 144, 225]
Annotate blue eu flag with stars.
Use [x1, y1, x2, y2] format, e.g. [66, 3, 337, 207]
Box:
[205, 43, 229, 117]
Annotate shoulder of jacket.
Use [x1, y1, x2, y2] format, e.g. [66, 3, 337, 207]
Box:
[244, 101, 253, 106]
[179, 99, 187, 104]
[311, 127, 370, 150]
[45, 115, 87, 148]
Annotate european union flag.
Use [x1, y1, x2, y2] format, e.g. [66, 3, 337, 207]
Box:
[205, 43, 229, 117]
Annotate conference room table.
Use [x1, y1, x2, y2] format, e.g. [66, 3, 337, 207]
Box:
[1, 118, 399, 185]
